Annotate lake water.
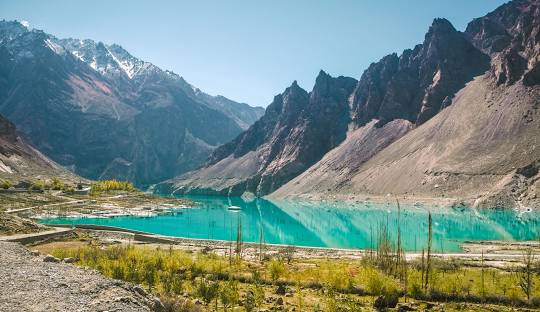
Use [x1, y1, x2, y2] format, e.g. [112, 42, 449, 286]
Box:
[41, 195, 540, 252]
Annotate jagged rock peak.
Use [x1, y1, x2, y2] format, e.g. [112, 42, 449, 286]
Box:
[429, 18, 456, 33]
[351, 14, 489, 127]
[465, 0, 540, 85]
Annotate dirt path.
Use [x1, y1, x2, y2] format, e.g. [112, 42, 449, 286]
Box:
[5, 193, 128, 214]
[0, 242, 158, 312]
[0, 227, 73, 244]
[5, 199, 87, 213]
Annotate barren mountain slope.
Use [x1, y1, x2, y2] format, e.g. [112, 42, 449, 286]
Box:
[274, 74, 540, 208]
[273, 0, 540, 207]
[0, 114, 78, 183]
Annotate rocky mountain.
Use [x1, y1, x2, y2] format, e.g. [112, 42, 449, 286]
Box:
[0, 20, 264, 186]
[162, 0, 540, 208]
[0, 114, 78, 183]
[274, 0, 540, 208]
[157, 72, 357, 196]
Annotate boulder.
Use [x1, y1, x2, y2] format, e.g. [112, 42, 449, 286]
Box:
[43, 255, 60, 263]
[373, 293, 399, 310]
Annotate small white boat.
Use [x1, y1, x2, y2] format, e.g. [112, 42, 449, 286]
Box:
[227, 205, 241, 211]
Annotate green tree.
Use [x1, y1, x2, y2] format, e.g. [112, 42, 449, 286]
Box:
[219, 280, 239, 311]
[195, 278, 219, 310]
[0, 180, 12, 190]
[253, 284, 265, 311]
[268, 259, 286, 285]
[50, 177, 64, 190]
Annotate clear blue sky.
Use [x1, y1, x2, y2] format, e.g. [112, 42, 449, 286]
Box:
[0, 0, 506, 107]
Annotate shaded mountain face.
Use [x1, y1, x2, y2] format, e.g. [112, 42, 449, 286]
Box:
[0, 114, 79, 182]
[465, 0, 540, 86]
[0, 21, 264, 186]
[351, 18, 490, 126]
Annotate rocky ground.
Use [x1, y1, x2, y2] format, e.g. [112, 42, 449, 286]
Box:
[0, 212, 49, 235]
[0, 241, 160, 312]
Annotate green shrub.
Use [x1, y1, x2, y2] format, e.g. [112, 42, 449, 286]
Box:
[0, 180, 12, 189]
[29, 180, 45, 191]
[50, 177, 64, 190]
[90, 179, 137, 193]
[194, 278, 219, 307]
[219, 280, 239, 310]
[268, 258, 286, 284]
[62, 186, 75, 193]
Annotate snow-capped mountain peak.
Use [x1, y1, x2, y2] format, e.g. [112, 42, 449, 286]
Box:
[59, 38, 151, 80]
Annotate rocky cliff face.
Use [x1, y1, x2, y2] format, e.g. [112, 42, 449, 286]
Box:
[465, 0, 540, 86]
[351, 18, 490, 126]
[0, 21, 264, 186]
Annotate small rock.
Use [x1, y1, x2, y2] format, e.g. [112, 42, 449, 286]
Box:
[30, 250, 40, 256]
[397, 302, 418, 311]
[43, 255, 60, 263]
[424, 302, 436, 310]
[373, 294, 398, 310]
[285, 292, 293, 297]
[153, 298, 165, 311]
[276, 297, 283, 305]
[63, 257, 76, 263]
[133, 285, 147, 296]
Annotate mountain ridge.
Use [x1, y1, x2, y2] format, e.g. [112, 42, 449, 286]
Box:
[160, 0, 540, 208]
[0, 20, 264, 186]
[0, 114, 79, 183]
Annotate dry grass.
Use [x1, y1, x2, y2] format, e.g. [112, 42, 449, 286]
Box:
[44, 241, 540, 311]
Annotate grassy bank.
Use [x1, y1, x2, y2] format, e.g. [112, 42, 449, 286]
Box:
[46, 241, 540, 312]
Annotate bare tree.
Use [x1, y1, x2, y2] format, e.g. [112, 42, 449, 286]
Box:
[424, 212, 432, 291]
[516, 248, 535, 303]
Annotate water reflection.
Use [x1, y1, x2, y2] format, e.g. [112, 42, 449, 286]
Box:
[41, 195, 540, 252]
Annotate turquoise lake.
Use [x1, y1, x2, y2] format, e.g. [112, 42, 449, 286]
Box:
[41, 196, 540, 252]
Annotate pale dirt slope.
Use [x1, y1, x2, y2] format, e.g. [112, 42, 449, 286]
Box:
[273, 75, 540, 208]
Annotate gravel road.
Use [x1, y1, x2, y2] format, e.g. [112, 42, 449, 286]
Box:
[0, 242, 159, 312]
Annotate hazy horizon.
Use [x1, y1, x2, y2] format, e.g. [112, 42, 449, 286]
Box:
[0, 0, 507, 107]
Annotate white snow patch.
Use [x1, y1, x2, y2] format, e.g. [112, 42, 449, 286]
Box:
[44, 38, 64, 54]
[105, 46, 137, 79]
[20, 20, 30, 29]
[90, 57, 98, 70]
[71, 50, 85, 62]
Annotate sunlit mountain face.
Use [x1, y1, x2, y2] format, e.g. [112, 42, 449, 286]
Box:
[0, 20, 264, 187]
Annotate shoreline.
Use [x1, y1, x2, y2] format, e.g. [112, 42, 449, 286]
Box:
[42, 224, 540, 268]
[266, 192, 473, 209]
